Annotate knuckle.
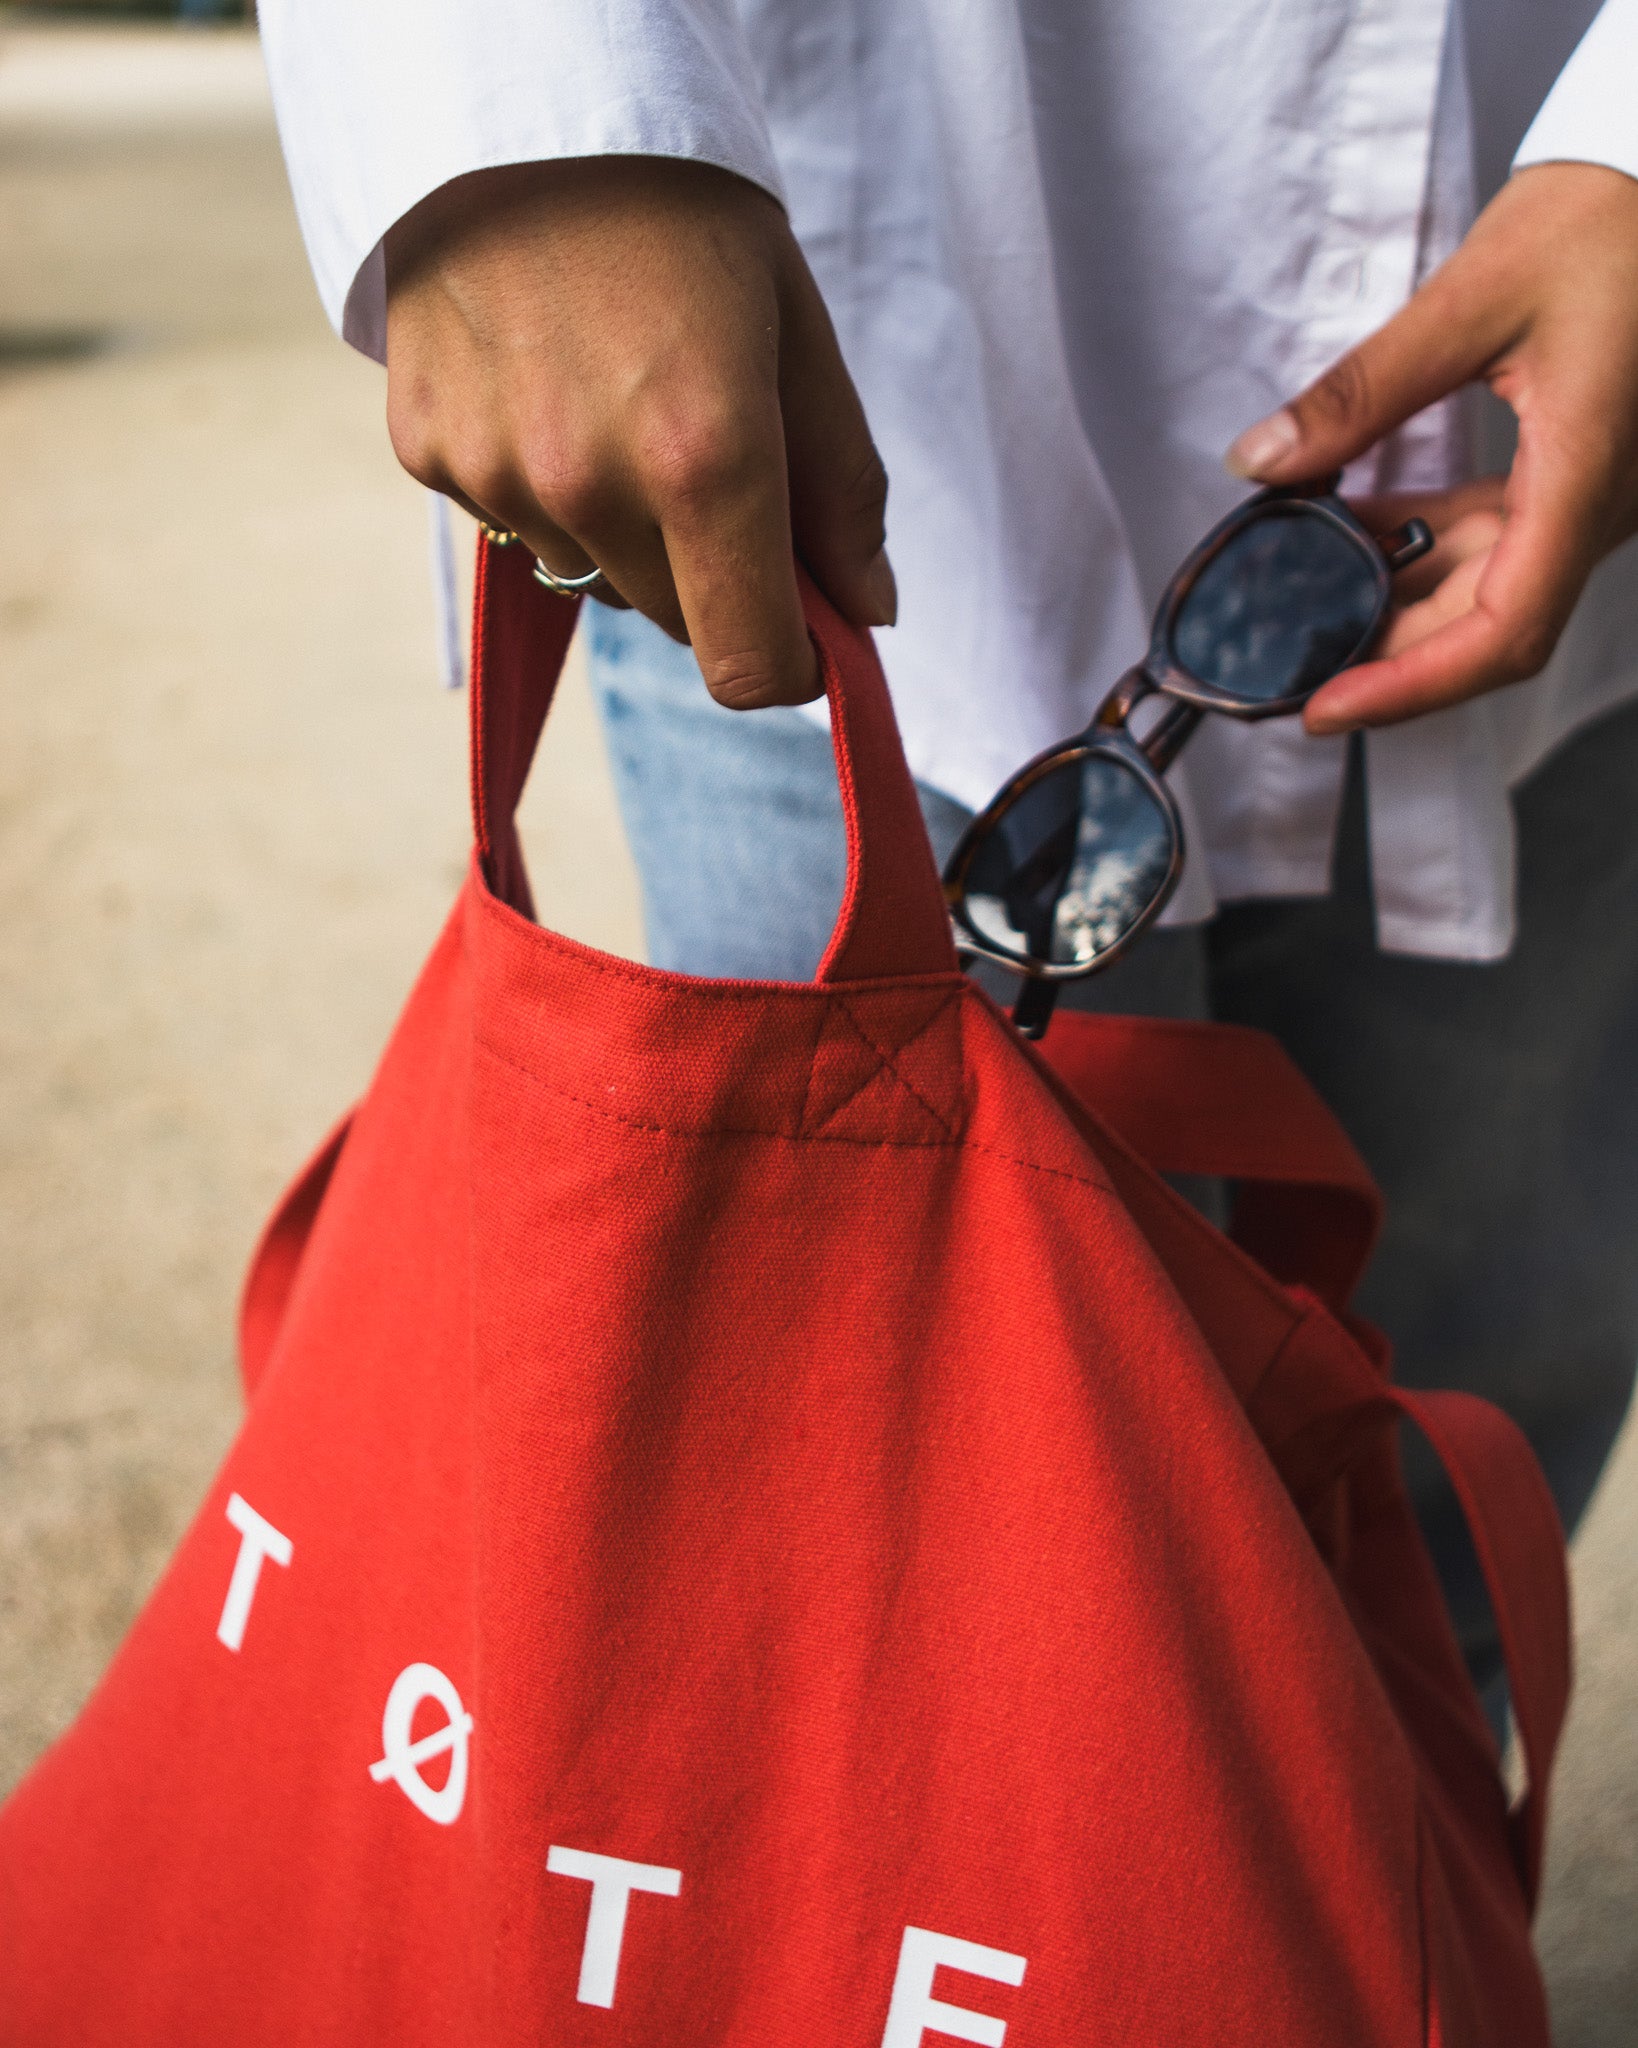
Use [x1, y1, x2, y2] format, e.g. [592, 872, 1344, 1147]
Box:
[385, 398, 441, 489]
[456, 447, 515, 522]
[1306, 353, 1373, 433]
[520, 444, 605, 536]
[639, 404, 763, 511]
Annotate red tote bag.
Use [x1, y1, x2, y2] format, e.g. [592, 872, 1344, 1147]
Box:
[0, 541, 1570, 2046]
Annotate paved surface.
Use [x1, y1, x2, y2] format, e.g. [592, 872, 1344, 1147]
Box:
[0, 24, 1631, 2038]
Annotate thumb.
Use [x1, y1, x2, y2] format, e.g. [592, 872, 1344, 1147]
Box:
[1225, 267, 1509, 485]
[777, 257, 898, 628]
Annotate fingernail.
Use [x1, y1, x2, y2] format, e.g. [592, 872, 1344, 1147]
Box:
[1225, 408, 1301, 481]
[865, 547, 898, 627]
[1303, 702, 1357, 737]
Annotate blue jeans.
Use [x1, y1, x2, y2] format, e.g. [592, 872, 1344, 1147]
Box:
[587, 603, 1638, 1705]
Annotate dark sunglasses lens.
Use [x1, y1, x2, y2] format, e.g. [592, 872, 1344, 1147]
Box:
[1172, 507, 1381, 703]
[959, 752, 1175, 968]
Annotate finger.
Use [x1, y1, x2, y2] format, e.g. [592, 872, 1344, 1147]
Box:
[777, 260, 897, 628]
[437, 477, 507, 534]
[1226, 258, 1521, 485]
[1373, 543, 1493, 659]
[1378, 504, 1504, 605]
[1348, 475, 1507, 546]
[513, 500, 673, 626]
[1304, 425, 1596, 732]
[496, 443, 686, 630]
[412, 462, 628, 614]
[399, 430, 593, 573]
[650, 392, 819, 708]
[520, 525, 598, 581]
[1303, 607, 1508, 733]
[1342, 479, 1505, 600]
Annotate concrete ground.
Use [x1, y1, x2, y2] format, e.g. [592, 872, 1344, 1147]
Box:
[0, 22, 1632, 2038]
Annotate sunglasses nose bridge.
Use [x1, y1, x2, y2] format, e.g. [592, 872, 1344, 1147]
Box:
[1138, 698, 1205, 774]
[1092, 666, 1205, 777]
[1094, 663, 1158, 730]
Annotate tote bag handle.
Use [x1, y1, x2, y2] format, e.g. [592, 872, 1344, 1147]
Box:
[1389, 1385, 1571, 1912]
[467, 538, 957, 983]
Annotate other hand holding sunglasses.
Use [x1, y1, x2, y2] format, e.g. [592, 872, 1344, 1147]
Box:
[943, 482, 1432, 1036]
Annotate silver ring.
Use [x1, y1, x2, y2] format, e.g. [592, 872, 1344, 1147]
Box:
[532, 557, 609, 597]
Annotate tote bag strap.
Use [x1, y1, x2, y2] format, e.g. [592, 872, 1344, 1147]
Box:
[1039, 1011, 1382, 1312]
[468, 537, 956, 980]
[468, 538, 580, 922]
[1390, 1386, 1572, 1911]
[1044, 1009, 1571, 1908]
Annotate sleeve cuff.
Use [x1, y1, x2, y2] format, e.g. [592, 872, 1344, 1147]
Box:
[1513, 0, 1638, 186]
[257, 0, 785, 364]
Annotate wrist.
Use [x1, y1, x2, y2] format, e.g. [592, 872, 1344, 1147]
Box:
[385, 155, 785, 301]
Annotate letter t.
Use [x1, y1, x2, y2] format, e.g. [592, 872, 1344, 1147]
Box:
[216, 1492, 293, 1652]
[546, 1845, 683, 2008]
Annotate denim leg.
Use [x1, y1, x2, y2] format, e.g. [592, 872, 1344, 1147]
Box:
[585, 605, 851, 979]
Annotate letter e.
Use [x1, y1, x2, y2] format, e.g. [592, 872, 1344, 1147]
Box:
[881, 1925, 1027, 2048]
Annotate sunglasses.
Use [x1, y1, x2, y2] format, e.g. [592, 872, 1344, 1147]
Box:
[942, 482, 1433, 1036]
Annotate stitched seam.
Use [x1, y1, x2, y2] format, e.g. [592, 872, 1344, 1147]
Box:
[803, 983, 967, 1139]
[793, 996, 828, 1139]
[802, 1025, 895, 1138]
[830, 991, 964, 1139]
[844, 982, 967, 1060]
[476, 1035, 1110, 1191]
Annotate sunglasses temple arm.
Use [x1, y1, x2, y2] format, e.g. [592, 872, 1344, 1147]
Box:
[1011, 974, 1060, 1041]
[1139, 700, 1204, 774]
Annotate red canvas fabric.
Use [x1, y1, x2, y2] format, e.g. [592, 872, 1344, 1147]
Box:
[0, 543, 1570, 2046]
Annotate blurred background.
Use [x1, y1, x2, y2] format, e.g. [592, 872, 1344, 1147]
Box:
[0, 9, 1632, 2039]
[20, 1, 254, 19]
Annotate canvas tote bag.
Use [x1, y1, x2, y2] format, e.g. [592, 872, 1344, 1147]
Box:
[0, 540, 1570, 2046]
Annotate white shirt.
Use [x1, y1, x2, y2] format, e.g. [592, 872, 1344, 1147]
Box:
[259, 0, 1638, 959]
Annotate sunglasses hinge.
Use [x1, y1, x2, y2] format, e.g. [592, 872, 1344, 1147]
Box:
[1385, 517, 1435, 573]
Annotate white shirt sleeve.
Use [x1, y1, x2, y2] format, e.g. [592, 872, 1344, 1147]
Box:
[257, 0, 784, 362]
[1513, 0, 1638, 184]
